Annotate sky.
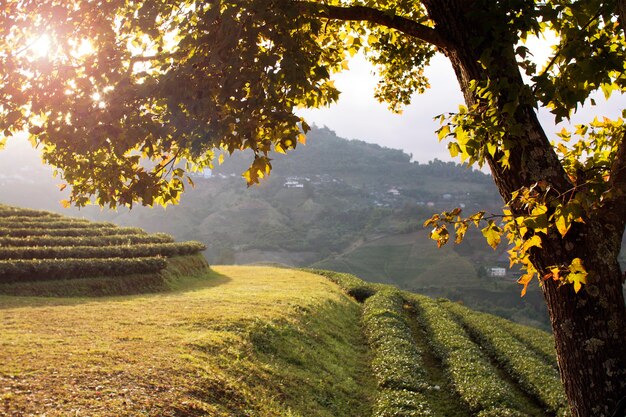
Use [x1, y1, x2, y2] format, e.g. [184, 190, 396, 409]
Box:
[299, 46, 626, 164]
[298, 53, 463, 163]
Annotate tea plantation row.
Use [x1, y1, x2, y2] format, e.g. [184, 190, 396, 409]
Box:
[310, 269, 566, 417]
[0, 204, 206, 283]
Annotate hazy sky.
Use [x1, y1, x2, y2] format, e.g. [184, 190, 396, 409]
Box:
[299, 54, 463, 163]
[299, 48, 626, 164]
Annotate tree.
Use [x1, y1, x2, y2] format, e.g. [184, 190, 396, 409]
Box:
[1, 0, 625, 415]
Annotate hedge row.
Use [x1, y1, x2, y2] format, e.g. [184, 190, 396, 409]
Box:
[0, 226, 146, 238]
[488, 316, 557, 366]
[0, 232, 174, 247]
[0, 257, 167, 283]
[0, 206, 63, 218]
[362, 290, 436, 417]
[408, 294, 529, 416]
[304, 269, 386, 302]
[0, 241, 206, 260]
[442, 302, 568, 416]
[0, 215, 90, 224]
[0, 219, 115, 229]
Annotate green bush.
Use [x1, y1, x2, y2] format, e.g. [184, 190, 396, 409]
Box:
[374, 389, 436, 417]
[304, 269, 385, 301]
[0, 219, 114, 229]
[0, 206, 63, 218]
[408, 294, 529, 416]
[0, 232, 174, 247]
[0, 257, 167, 283]
[363, 290, 435, 416]
[0, 226, 146, 237]
[0, 241, 206, 260]
[442, 301, 568, 416]
[489, 316, 557, 365]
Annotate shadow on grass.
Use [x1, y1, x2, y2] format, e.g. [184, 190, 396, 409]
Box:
[0, 263, 231, 309]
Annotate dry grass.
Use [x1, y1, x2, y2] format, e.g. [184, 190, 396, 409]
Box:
[0, 266, 373, 416]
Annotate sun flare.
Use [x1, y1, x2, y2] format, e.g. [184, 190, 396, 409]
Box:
[30, 34, 51, 58]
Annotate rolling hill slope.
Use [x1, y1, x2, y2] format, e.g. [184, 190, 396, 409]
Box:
[0, 267, 374, 417]
[1, 262, 565, 416]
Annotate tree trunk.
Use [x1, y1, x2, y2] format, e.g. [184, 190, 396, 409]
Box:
[421, 1, 626, 415]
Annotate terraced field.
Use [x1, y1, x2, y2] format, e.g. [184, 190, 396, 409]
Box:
[0, 204, 207, 296]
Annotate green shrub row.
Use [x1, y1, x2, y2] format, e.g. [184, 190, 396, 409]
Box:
[442, 301, 568, 416]
[0, 215, 89, 224]
[0, 219, 115, 229]
[304, 269, 386, 302]
[363, 290, 436, 416]
[0, 241, 206, 260]
[0, 232, 174, 247]
[0, 226, 146, 238]
[0, 206, 63, 218]
[489, 317, 557, 365]
[0, 256, 167, 283]
[0, 255, 209, 297]
[408, 294, 529, 416]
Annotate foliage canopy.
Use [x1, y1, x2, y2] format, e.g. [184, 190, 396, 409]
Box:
[2, 2, 626, 414]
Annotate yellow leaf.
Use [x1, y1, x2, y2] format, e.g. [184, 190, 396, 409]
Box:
[60, 199, 71, 208]
[455, 222, 468, 244]
[275, 143, 286, 154]
[297, 133, 306, 145]
[430, 225, 449, 248]
[521, 235, 542, 252]
[567, 258, 588, 293]
[554, 208, 571, 237]
[517, 272, 534, 297]
[569, 272, 587, 293]
[481, 222, 502, 249]
[437, 125, 450, 141]
[218, 154, 224, 165]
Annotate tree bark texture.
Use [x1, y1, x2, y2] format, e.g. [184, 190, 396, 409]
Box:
[421, 1, 626, 416]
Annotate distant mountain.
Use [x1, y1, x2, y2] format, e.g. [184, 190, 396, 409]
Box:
[0, 127, 575, 328]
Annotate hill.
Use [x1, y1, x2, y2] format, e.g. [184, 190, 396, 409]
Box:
[2, 128, 623, 328]
[0, 126, 502, 266]
[1, 265, 566, 416]
[0, 129, 547, 327]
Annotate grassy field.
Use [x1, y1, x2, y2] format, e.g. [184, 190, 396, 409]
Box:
[0, 266, 374, 417]
[0, 260, 565, 417]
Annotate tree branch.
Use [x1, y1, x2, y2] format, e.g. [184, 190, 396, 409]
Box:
[295, 2, 453, 51]
[618, 0, 626, 35]
[609, 129, 626, 206]
[599, 129, 626, 232]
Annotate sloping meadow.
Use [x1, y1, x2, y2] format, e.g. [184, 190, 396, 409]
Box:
[0, 204, 206, 295]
